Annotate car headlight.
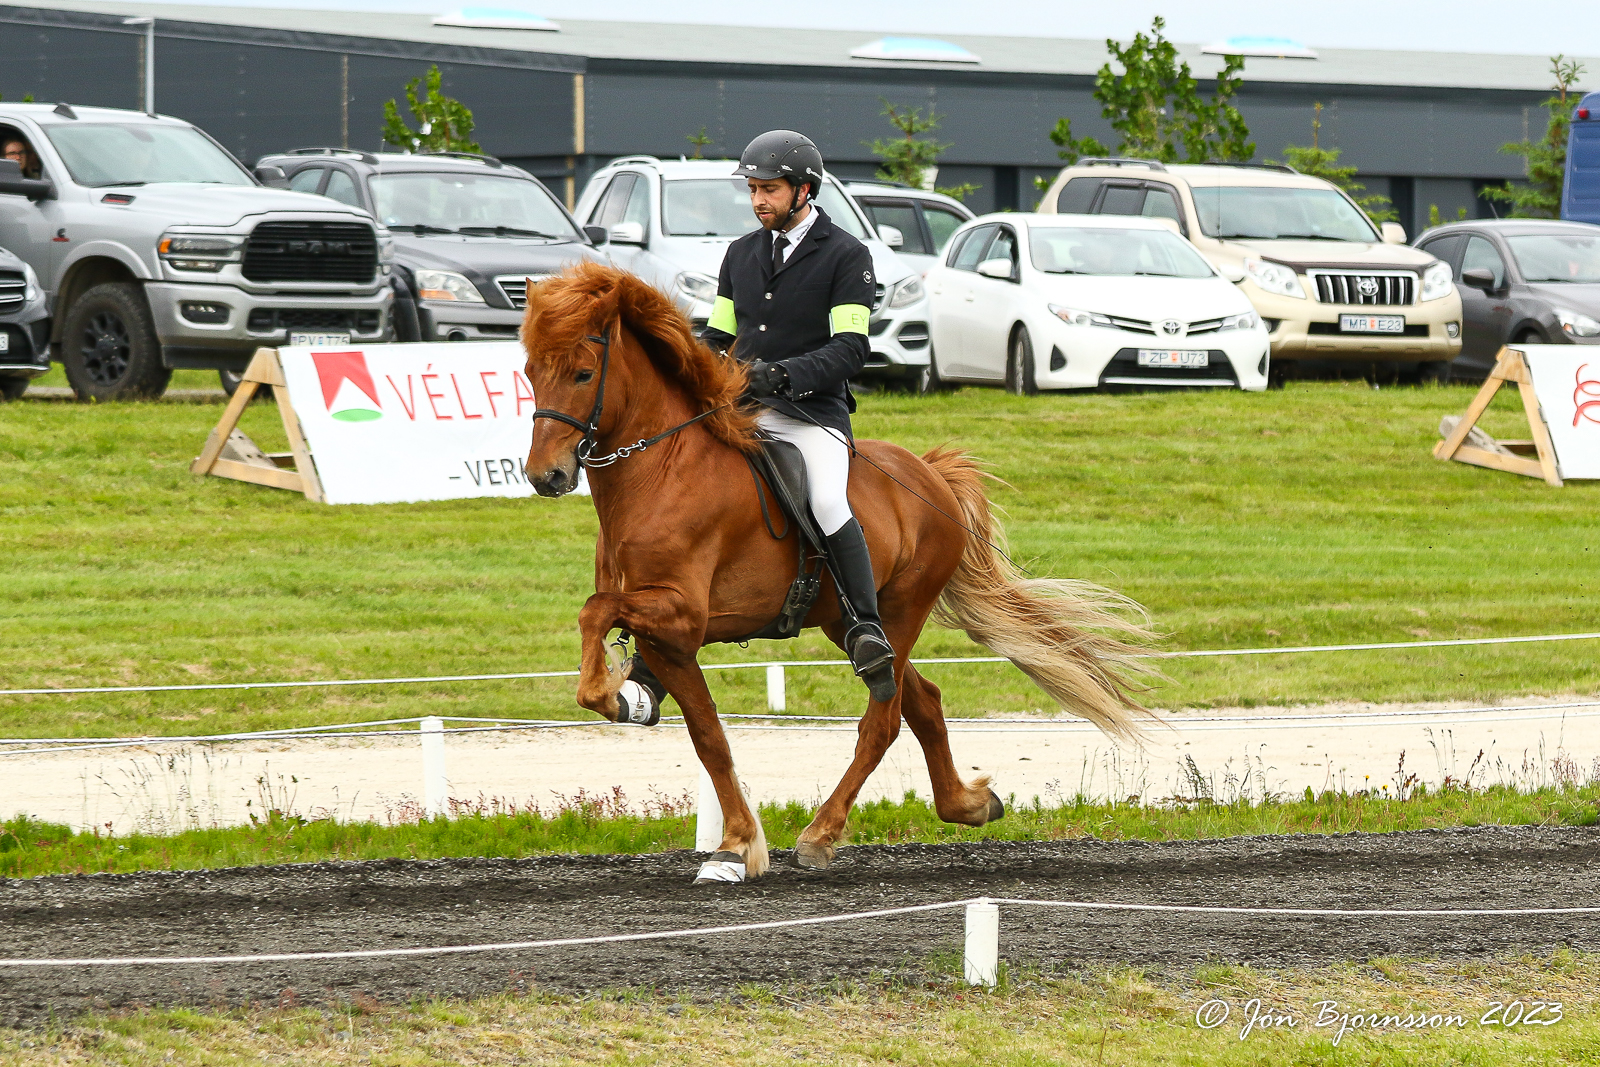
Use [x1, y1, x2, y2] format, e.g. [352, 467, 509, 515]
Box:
[377, 230, 395, 275]
[1419, 261, 1453, 302]
[158, 232, 245, 273]
[21, 261, 39, 302]
[1048, 303, 1115, 328]
[675, 271, 718, 305]
[414, 268, 485, 303]
[1556, 307, 1600, 337]
[1217, 310, 1260, 331]
[1243, 257, 1305, 299]
[887, 274, 925, 309]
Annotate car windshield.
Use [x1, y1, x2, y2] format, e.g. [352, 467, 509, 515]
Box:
[1506, 233, 1600, 283]
[370, 172, 579, 238]
[661, 178, 870, 240]
[1191, 186, 1378, 242]
[44, 123, 253, 187]
[1029, 226, 1216, 278]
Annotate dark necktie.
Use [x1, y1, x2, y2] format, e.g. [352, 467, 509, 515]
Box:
[772, 232, 789, 271]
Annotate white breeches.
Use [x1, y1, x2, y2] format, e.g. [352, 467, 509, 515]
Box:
[756, 411, 854, 535]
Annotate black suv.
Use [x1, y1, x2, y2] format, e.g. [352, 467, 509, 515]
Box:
[256, 148, 607, 342]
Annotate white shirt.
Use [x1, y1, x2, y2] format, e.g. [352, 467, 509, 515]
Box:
[772, 204, 818, 263]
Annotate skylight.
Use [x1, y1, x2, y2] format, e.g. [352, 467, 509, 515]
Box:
[433, 8, 560, 31]
[1202, 36, 1317, 59]
[849, 37, 980, 64]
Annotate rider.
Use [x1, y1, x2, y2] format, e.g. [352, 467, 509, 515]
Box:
[702, 130, 896, 701]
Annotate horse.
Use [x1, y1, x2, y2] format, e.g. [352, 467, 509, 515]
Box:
[521, 261, 1154, 883]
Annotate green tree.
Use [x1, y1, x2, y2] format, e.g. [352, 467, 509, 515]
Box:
[1048, 16, 1253, 166]
[1272, 102, 1397, 223]
[686, 126, 714, 159]
[381, 66, 481, 154]
[1483, 55, 1586, 218]
[1428, 204, 1469, 227]
[865, 101, 979, 201]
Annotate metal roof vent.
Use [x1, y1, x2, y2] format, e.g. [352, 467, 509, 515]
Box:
[1201, 36, 1317, 59]
[849, 37, 980, 64]
[432, 8, 560, 31]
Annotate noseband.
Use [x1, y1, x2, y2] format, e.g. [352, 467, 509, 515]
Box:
[531, 330, 723, 469]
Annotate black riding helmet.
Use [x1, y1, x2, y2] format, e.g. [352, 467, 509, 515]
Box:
[735, 130, 825, 231]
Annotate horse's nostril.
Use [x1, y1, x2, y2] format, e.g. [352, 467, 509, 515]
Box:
[548, 469, 568, 489]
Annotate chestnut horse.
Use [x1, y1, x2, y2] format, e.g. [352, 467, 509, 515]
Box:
[522, 262, 1152, 882]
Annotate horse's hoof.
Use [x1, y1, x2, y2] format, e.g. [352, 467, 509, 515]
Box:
[791, 841, 835, 870]
[985, 789, 1005, 824]
[616, 680, 660, 726]
[693, 850, 746, 884]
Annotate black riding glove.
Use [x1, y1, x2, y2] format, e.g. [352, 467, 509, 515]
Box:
[745, 360, 789, 398]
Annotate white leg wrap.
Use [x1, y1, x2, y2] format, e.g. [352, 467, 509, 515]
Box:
[616, 680, 660, 726]
[693, 850, 747, 884]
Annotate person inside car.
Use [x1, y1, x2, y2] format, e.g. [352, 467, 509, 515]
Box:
[2, 135, 41, 179]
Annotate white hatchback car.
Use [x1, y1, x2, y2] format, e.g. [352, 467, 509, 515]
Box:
[927, 213, 1271, 392]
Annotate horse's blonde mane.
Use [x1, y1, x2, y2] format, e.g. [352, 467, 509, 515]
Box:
[523, 262, 759, 452]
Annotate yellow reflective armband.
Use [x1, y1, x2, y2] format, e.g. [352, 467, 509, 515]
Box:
[708, 296, 737, 334]
[830, 303, 870, 336]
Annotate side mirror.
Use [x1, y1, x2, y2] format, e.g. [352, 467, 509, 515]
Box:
[254, 164, 287, 187]
[584, 224, 608, 245]
[1461, 267, 1496, 291]
[609, 220, 645, 245]
[1381, 221, 1407, 244]
[0, 158, 53, 201]
[1218, 262, 1247, 283]
[976, 257, 1014, 280]
[876, 223, 904, 249]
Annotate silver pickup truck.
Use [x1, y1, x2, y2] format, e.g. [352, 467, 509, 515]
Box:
[0, 103, 394, 399]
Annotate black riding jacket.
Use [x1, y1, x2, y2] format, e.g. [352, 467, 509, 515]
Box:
[702, 206, 875, 437]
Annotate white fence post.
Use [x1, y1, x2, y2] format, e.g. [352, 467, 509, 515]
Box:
[963, 898, 999, 988]
[765, 663, 786, 713]
[421, 716, 448, 818]
[694, 764, 723, 852]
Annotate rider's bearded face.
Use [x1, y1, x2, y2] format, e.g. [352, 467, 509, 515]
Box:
[747, 177, 809, 231]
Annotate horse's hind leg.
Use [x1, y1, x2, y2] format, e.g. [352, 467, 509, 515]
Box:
[899, 664, 1005, 827]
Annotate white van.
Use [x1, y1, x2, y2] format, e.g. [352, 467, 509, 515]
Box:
[576, 157, 932, 390]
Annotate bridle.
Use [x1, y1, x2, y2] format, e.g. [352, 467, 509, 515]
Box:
[531, 330, 722, 470]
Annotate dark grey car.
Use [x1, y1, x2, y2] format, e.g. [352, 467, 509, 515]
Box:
[1414, 218, 1600, 378]
[0, 243, 50, 400]
[256, 148, 607, 344]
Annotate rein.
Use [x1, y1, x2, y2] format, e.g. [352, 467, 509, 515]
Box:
[532, 331, 725, 469]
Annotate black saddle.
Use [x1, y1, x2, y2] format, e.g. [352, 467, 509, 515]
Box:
[728, 435, 828, 642]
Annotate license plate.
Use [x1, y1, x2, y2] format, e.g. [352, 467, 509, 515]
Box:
[1137, 349, 1208, 368]
[289, 331, 352, 347]
[1338, 314, 1404, 334]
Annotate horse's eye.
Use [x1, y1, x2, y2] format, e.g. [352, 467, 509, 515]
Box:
[576, 370, 594, 384]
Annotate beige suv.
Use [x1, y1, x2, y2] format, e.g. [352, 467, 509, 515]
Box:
[1038, 160, 1462, 380]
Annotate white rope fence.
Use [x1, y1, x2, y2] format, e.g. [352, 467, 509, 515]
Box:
[4, 895, 1597, 985]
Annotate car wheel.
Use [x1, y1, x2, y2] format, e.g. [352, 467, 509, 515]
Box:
[1515, 328, 1547, 345]
[1005, 326, 1038, 396]
[919, 348, 953, 394]
[61, 282, 171, 401]
[0, 377, 27, 401]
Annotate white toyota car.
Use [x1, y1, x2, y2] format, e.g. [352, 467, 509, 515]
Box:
[927, 213, 1271, 392]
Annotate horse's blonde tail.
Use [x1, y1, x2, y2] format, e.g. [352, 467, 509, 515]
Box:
[922, 448, 1159, 742]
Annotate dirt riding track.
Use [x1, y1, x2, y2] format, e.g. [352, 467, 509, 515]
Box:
[3, 826, 1597, 1027]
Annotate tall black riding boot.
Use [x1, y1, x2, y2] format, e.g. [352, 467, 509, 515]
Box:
[824, 519, 897, 703]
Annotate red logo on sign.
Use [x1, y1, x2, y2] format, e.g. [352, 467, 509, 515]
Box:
[312, 351, 382, 410]
[1575, 363, 1600, 427]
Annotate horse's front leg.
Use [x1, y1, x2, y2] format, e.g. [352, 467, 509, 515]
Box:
[573, 589, 769, 882]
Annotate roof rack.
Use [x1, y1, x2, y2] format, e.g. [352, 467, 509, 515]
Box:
[1200, 161, 1300, 174]
[419, 150, 503, 167]
[1077, 157, 1167, 172]
[603, 155, 662, 168]
[282, 146, 380, 164]
[846, 177, 916, 189]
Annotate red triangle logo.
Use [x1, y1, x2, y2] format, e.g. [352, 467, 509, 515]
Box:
[312, 351, 382, 411]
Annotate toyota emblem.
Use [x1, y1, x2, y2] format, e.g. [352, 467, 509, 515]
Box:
[1159, 319, 1182, 337]
[1357, 276, 1379, 297]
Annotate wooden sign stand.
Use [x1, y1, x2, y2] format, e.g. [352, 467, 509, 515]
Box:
[1433, 346, 1563, 487]
[190, 347, 326, 502]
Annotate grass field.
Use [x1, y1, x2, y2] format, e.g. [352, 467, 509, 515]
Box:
[5, 783, 1597, 879]
[2, 378, 1597, 742]
[1, 952, 1591, 1064]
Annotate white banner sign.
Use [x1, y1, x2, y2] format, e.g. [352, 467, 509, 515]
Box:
[277, 341, 577, 505]
[1521, 345, 1600, 480]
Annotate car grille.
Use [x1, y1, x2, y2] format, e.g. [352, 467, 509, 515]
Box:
[0, 269, 25, 312]
[1183, 317, 1227, 336]
[872, 284, 885, 313]
[1105, 314, 1155, 335]
[247, 308, 382, 333]
[1310, 271, 1415, 306]
[496, 274, 552, 311]
[242, 221, 378, 284]
[1308, 321, 1430, 337]
[1099, 348, 1237, 386]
